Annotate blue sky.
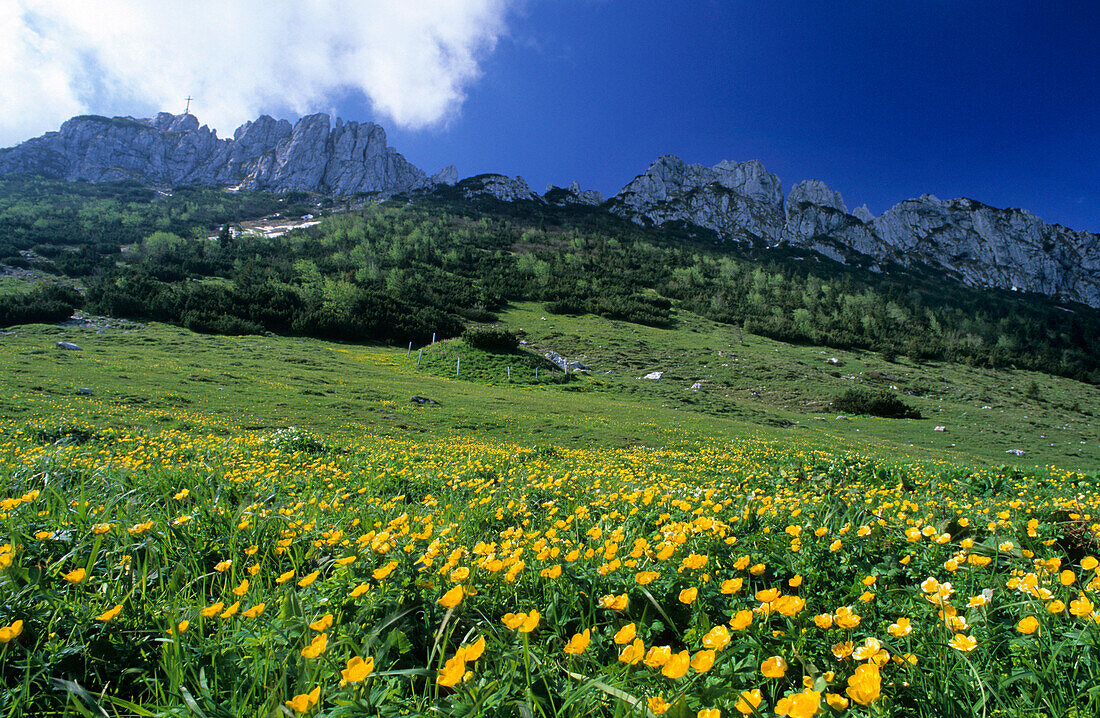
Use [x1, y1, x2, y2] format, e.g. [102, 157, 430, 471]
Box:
[4, 1, 1098, 231]
[378, 1, 1100, 231]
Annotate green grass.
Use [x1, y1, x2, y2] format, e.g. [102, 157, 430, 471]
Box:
[0, 302, 1096, 471]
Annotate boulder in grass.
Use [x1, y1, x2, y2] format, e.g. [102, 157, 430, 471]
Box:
[641, 371, 663, 380]
[56, 341, 81, 350]
[410, 396, 439, 406]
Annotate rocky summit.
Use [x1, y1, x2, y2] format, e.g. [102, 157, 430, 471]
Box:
[609, 156, 1100, 308]
[0, 112, 446, 196]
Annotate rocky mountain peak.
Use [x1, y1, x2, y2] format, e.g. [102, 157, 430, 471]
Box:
[543, 180, 604, 206]
[459, 174, 541, 202]
[0, 111, 449, 197]
[787, 179, 847, 215]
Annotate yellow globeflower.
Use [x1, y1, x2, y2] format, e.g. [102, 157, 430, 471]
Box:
[340, 656, 374, 685]
[690, 649, 715, 673]
[826, 693, 849, 710]
[1016, 616, 1039, 634]
[461, 636, 486, 662]
[698, 709, 720, 718]
[214, 560, 232, 573]
[749, 563, 766, 576]
[564, 629, 591, 655]
[301, 632, 328, 659]
[721, 578, 743, 594]
[350, 583, 370, 598]
[298, 570, 320, 588]
[1060, 570, 1076, 586]
[285, 686, 320, 714]
[1070, 595, 1094, 617]
[814, 613, 833, 629]
[95, 604, 123, 622]
[648, 695, 671, 716]
[760, 656, 787, 678]
[614, 622, 637, 645]
[201, 601, 224, 618]
[678, 587, 699, 605]
[436, 654, 466, 687]
[1082, 556, 1099, 571]
[888, 617, 912, 637]
[786, 688, 822, 718]
[635, 571, 660, 585]
[242, 603, 265, 618]
[735, 688, 763, 715]
[599, 593, 629, 610]
[232, 579, 249, 596]
[276, 570, 295, 584]
[220, 601, 239, 619]
[372, 561, 398, 580]
[845, 663, 881, 705]
[438, 585, 464, 609]
[644, 645, 672, 668]
[63, 568, 87, 584]
[309, 613, 333, 632]
[948, 634, 977, 652]
[0, 620, 25, 643]
[662, 650, 690, 679]
[729, 610, 753, 630]
[701, 625, 731, 651]
[618, 638, 645, 665]
[1047, 600, 1066, 614]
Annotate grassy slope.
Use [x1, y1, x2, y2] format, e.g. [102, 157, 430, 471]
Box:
[0, 301, 1096, 472]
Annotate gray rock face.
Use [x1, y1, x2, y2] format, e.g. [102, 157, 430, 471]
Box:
[609, 157, 1100, 307]
[543, 181, 604, 206]
[0, 112, 445, 196]
[459, 174, 542, 202]
[608, 155, 785, 242]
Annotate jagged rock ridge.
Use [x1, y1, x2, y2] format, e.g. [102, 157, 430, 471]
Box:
[609, 156, 1099, 307]
[0, 112, 446, 196]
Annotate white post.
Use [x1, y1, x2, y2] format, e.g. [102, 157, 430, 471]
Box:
[456, 357, 460, 377]
[407, 342, 412, 357]
[417, 348, 423, 366]
[432, 332, 436, 345]
[535, 367, 538, 380]
[507, 367, 511, 382]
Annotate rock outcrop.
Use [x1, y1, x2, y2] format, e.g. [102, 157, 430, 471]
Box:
[0, 112, 445, 196]
[543, 181, 604, 206]
[608, 156, 785, 242]
[458, 174, 542, 202]
[608, 157, 1100, 307]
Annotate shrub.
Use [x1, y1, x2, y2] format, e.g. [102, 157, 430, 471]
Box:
[463, 326, 519, 353]
[833, 387, 921, 418]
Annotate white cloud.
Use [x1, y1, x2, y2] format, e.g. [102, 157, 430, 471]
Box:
[0, 0, 517, 146]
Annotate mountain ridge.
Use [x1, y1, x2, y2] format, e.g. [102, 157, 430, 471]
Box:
[1, 112, 1097, 307]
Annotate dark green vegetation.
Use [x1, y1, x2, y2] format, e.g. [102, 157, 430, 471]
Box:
[2, 177, 1099, 384]
[833, 387, 921, 419]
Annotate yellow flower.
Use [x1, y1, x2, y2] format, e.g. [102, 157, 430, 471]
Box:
[701, 625, 731, 651]
[814, 613, 833, 629]
[214, 560, 232, 573]
[690, 649, 715, 673]
[63, 568, 87, 584]
[242, 603, 265, 618]
[91, 523, 113, 535]
[888, 617, 911, 637]
[298, 570, 320, 588]
[662, 650, 690, 679]
[95, 604, 123, 622]
[648, 695, 671, 715]
[948, 633, 977, 652]
[201, 601, 224, 618]
[461, 636, 486, 662]
[681, 553, 708, 570]
[1017, 616, 1039, 634]
[775, 595, 805, 617]
[678, 587, 699, 604]
[438, 585, 464, 609]
[783, 689, 822, 718]
[502, 610, 539, 632]
[1047, 600, 1066, 613]
[761, 656, 787, 678]
[829, 540, 842, 552]
[276, 570, 295, 584]
[729, 610, 753, 630]
[755, 587, 780, 603]
[721, 577, 743, 594]
[789, 574, 804, 587]
[1070, 595, 1095, 617]
[127, 520, 154, 536]
[599, 593, 629, 610]
[831, 642, 853, 660]
[301, 632, 328, 658]
[372, 561, 398, 580]
[1060, 570, 1076, 586]
[309, 613, 333, 632]
[232, 579, 249, 596]
[826, 693, 849, 710]
[618, 638, 645, 664]
[436, 653, 466, 687]
[1082, 556, 1099, 571]
[284, 686, 320, 714]
[341, 656, 374, 685]
[833, 606, 860, 629]
[644, 645, 672, 668]
[698, 709, 720, 718]
[220, 601, 239, 619]
[845, 663, 881, 705]
[564, 628, 591, 655]
[0, 620, 24, 643]
[615, 623, 637, 645]
[749, 563, 766, 576]
[173, 488, 190, 500]
[735, 688, 763, 715]
[349, 583, 370, 599]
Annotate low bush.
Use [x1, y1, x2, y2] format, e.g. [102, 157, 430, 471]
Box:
[463, 326, 519, 352]
[833, 386, 921, 418]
